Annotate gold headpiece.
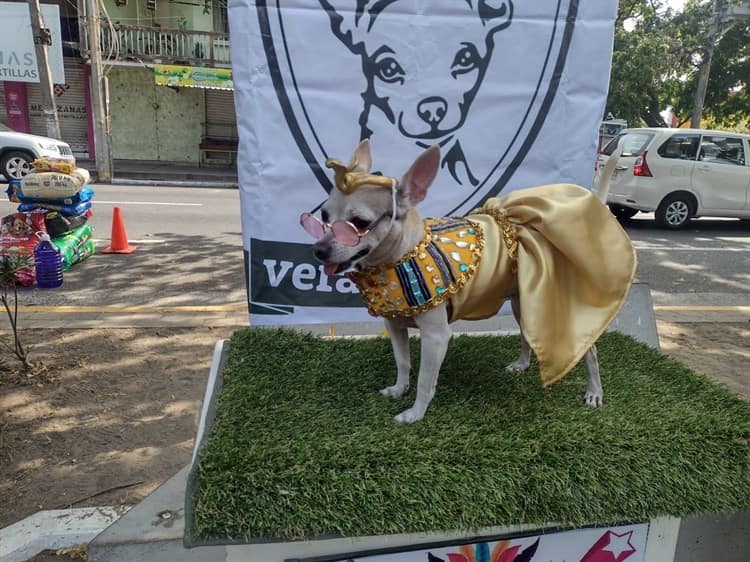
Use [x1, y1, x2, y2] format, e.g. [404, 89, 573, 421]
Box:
[325, 157, 397, 194]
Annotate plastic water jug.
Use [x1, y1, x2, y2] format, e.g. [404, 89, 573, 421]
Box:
[34, 233, 63, 288]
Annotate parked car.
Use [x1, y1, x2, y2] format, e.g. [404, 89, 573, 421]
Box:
[594, 127, 750, 228]
[0, 123, 74, 181]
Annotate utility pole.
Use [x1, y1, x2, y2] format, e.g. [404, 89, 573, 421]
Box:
[84, 0, 113, 182]
[690, 0, 721, 128]
[27, 0, 61, 139]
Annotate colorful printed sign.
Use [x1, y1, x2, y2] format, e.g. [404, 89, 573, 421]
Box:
[231, 0, 619, 325]
[321, 523, 649, 562]
[154, 65, 233, 90]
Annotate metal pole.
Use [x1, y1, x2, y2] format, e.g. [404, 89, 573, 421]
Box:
[691, 0, 722, 129]
[27, 0, 61, 139]
[84, 0, 113, 182]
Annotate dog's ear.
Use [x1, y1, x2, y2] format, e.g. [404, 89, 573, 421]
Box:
[319, 0, 392, 55]
[348, 139, 372, 173]
[400, 146, 441, 206]
[477, 0, 514, 37]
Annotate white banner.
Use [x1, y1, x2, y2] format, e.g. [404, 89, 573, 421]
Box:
[230, 0, 618, 325]
[0, 2, 65, 84]
[323, 523, 649, 562]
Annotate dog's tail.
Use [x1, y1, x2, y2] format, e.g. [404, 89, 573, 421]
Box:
[593, 145, 622, 204]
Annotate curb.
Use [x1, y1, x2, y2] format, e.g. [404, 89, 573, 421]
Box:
[0, 506, 129, 562]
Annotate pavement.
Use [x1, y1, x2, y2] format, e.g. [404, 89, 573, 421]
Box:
[75, 159, 238, 188]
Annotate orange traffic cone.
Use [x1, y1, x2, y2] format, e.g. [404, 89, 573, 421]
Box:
[102, 207, 136, 254]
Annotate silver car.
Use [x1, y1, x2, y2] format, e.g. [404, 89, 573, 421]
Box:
[594, 127, 750, 228]
[0, 123, 74, 181]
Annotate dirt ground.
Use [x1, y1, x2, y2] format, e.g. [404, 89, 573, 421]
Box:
[1, 322, 748, 536]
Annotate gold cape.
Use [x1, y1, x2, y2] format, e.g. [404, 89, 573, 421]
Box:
[352, 184, 637, 387]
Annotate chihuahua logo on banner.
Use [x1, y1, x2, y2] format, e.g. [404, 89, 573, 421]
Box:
[256, 0, 577, 207]
[230, 0, 618, 324]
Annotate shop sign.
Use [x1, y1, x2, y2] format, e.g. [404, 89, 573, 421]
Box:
[154, 65, 233, 90]
[0, 2, 65, 83]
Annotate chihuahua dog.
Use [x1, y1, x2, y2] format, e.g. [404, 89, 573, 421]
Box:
[318, 0, 514, 186]
[303, 140, 633, 423]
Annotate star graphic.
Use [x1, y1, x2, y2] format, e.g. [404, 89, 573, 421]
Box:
[601, 530, 636, 559]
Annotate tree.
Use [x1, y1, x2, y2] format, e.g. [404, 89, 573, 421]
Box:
[606, 0, 676, 126]
[605, 0, 749, 130]
[0, 255, 35, 371]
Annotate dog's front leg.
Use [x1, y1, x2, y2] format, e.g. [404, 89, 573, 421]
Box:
[380, 318, 410, 398]
[394, 306, 451, 424]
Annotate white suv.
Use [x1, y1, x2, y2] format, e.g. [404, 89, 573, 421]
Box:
[594, 128, 750, 228]
[0, 123, 74, 181]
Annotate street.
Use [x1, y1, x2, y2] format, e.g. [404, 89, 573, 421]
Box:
[0, 184, 246, 312]
[0, 184, 748, 318]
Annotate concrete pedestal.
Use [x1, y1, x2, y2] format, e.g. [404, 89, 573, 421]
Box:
[87, 283, 749, 561]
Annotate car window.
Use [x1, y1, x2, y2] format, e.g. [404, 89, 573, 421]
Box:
[698, 135, 746, 166]
[602, 131, 654, 157]
[657, 133, 700, 160]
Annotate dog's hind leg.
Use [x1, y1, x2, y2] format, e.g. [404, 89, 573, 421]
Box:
[583, 344, 603, 408]
[505, 295, 531, 373]
[380, 318, 411, 398]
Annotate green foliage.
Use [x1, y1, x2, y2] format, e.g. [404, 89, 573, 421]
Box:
[189, 329, 749, 542]
[607, 0, 749, 128]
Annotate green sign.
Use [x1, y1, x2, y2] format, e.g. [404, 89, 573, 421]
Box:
[154, 65, 233, 90]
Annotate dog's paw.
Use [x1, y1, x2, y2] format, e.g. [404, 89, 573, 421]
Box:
[394, 407, 425, 424]
[379, 384, 409, 398]
[504, 360, 530, 374]
[583, 390, 603, 408]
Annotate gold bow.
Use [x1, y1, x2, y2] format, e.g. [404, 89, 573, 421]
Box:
[325, 157, 397, 194]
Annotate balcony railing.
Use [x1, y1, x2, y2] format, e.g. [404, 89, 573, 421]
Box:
[98, 24, 231, 67]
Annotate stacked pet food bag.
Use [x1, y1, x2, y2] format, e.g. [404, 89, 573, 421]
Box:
[2, 156, 95, 286]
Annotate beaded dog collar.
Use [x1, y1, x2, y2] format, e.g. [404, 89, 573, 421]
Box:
[349, 217, 484, 318]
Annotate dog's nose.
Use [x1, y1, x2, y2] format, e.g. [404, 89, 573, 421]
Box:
[313, 246, 330, 261]
[417, 97, 448, 127]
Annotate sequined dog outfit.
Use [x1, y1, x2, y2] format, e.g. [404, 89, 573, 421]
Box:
[350, 183, 637, 387]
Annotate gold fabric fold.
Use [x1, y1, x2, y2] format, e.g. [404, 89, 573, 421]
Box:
[450, 184, 637, 387]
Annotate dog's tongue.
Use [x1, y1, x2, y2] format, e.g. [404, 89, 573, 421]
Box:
[324, 263, 340, 276]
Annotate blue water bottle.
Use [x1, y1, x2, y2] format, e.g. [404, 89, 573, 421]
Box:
[34, 233, 63, 288]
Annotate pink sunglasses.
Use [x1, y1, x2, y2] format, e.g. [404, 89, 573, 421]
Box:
[300, 212, 386, 247]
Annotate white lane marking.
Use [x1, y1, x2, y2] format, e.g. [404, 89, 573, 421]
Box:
[92, 239, 166, 244]
[633, 244, 749, 252]
[94, 200, 202, 206]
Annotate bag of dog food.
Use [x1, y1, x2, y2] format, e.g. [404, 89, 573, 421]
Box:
[20, 171, 86, 199]
[6, 180, 22, 203]
[0, 211, 48, 286]
[19, 199, 92, 217]
[31, 156, 77, 175]
[18, 186, 94, 207]
[52, 223, 94, 270]
[44, 210, 90, 238]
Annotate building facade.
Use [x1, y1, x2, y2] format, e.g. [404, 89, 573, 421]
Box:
[0, 0, 236, 164]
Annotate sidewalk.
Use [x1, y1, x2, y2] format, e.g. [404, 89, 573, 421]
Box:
[77, 159, 238, 188]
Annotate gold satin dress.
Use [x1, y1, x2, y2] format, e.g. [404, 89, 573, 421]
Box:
[350, 184, 637, 387]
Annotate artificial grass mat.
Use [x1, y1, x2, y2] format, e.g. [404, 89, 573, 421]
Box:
[189, 328, 749, 543]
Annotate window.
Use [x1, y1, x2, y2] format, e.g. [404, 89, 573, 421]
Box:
[213, 0, 229, 33]
[602, 132, 653, 157]
[657, 133, 700, 160]
[698, 136, 746, 166]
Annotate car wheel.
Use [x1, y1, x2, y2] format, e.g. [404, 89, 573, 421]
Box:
[655, 193, 693, 229]
[608, 204, 638, 220]
[1, 151, 33, 181]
